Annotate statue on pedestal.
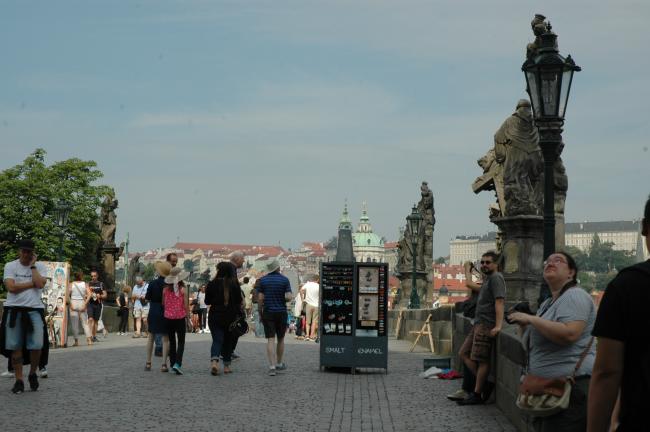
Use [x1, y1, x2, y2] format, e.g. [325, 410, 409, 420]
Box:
[97, 188, 121, 302]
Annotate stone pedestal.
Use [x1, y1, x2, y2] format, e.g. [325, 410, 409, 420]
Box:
[396, 271, 429, 309]
[491, 215, 544, 309]
[101, 244, 121, 304]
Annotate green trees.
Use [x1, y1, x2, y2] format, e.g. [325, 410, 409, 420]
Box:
[564, 234, 637, 292]
[0, 149, 110, 292]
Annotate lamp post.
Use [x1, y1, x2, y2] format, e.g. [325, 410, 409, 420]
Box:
[522, 21, 580, 302]
[54, 198, 72, 262]
[406, 205, 423, 309]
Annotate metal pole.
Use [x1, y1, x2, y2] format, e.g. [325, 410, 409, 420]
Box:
[537, 120, 563, 304]
[58, 231, 64, 262]
[410, 239, 420, 309]
[124, 232, 130, 285]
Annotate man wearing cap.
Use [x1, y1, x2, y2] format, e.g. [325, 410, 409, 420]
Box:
[257, 259, 293, 376]
[1, 239, 48, 393]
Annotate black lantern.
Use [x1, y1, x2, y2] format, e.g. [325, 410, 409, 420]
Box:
[407, 205, 423, 238]
[406, 205, 423, 309]
[54, 198, 72, 229]
[523, 32, 581, 122]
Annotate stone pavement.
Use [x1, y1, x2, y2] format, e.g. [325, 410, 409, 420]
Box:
[0, 333, 516, 432]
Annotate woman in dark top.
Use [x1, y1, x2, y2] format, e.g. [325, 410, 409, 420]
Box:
[144, 261, 171, 372]
[116, 286, 130, 335]
[205, 261, 243, 376]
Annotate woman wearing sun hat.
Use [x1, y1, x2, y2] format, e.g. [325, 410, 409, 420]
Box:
[144, 261, 172, 372]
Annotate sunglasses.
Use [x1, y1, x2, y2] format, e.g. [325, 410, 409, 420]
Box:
[480, 260, 493, 265]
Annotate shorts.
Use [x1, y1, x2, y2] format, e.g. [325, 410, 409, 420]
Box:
[5, 310, 44, 350]
[262, 311, 288, 339]
[133, 306, 149, 319]
[305, 304, 319, 326]
[87, 302, 103, 321]
[469, 323, 495, 363]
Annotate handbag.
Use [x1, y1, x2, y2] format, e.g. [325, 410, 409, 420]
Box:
[228, 315, 249, 337]
[516, 335, 594, 417]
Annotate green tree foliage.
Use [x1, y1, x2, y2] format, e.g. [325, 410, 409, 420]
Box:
[183, 259, 194, 273]
[435, 256, 447, 264]
[0, 149, 110, 291]
[142, 263, 155, 281]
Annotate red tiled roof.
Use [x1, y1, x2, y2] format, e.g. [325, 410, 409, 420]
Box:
[174, 242, 286, 257]
[384, 242, 399, 249]
[433, 278, 470, 292]
[302, 242, 325, 251]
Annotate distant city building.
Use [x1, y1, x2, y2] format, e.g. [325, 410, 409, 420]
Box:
[565, 220, 648, 260]
[352, 202, 385, 263]
[449, 232, 497, 265]
[449, 220, 649, 264]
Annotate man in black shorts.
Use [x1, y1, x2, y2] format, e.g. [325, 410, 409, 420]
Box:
[87, 271, 106, 342]
[257, 259, 293, 376]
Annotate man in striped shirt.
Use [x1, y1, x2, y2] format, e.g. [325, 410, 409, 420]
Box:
[257, 259, 293, 376]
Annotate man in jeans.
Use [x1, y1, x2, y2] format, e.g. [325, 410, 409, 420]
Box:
[257, 259, 293, 376]
[457, 251, 505, 405]
[1, 239, 48, 394]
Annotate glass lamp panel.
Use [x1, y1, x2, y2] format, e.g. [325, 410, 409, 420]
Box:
[540, 70, 560, 117]
[526, 70, 541, 119]
[558, 69, 574, 119]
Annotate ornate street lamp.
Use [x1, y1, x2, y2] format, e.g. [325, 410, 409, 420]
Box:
[54, 198, 72, 262]
[522, 19, 580, 302]
[406, 205, 423, 309]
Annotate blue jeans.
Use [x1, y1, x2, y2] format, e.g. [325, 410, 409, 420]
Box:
[208, 321, 233, 365]
[5, 310, 44, 350]
[155, 333, 162, 352]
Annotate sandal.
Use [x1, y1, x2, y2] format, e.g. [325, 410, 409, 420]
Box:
[161, 365, 169, 373]
[144, 362, 152, 371]
[224, 365, 232, 374]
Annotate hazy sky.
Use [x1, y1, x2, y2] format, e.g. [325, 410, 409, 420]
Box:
[2, 1, 648, 256]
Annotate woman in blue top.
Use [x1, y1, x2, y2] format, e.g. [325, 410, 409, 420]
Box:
[509, 251, 596, 432]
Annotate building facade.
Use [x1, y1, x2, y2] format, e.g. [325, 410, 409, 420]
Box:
[449, 232, 497, 265]
[565, 221, 648, 260]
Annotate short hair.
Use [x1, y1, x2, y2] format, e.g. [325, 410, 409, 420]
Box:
[481, 251, 499, 262]
[166, 253, 178, 262]
[229, 251, 244, 261]
[243, 276, 250, 284]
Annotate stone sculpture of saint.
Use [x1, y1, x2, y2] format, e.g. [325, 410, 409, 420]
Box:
[99, 189, 118, 246]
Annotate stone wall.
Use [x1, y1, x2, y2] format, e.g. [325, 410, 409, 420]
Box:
[453, 313, 534, 431]
[388, 306, 454, 355]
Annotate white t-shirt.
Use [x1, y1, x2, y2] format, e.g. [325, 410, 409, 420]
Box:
[70, 281, 87, 300]
[132, 283, 149, 309]
[3, 259, 47, 309]
[198, 291, 207, 309]
[302, 282, 320, 308]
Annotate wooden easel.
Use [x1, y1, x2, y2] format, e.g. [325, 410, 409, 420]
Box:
[394, 310, 404, 338]
[409, 314, 435, 353]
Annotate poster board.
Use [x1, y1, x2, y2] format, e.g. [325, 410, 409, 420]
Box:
[319, 262, 388, 372]
[41, 262, 70, 348]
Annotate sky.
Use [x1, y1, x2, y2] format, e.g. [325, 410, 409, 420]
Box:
[1, 0, 649, 257]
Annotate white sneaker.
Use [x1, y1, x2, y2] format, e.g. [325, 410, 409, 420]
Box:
[1, 370, 13, 378]
[204, 328, 211, 334]
[39, 367, 48, 378]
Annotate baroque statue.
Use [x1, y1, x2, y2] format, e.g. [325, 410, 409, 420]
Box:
[397, 181, 435, 273]
[99, 188, 118, 246]
[473, 99, 543, 217]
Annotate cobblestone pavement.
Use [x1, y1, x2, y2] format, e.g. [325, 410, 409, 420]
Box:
[0, 333, 515, 432]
